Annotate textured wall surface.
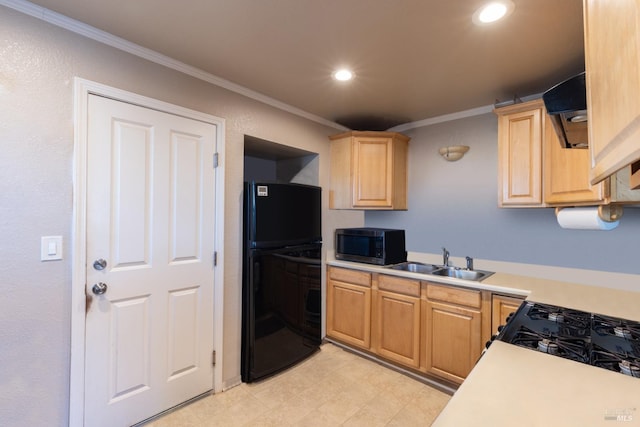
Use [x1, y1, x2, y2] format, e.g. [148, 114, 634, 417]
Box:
[0, 6, 361, 426]
[366, 113, 640, 277]
[7, 3, 639, 426]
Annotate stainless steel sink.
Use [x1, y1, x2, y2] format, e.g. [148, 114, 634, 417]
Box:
[429, 266, 494, 281]
[387, 262, 493, 282]
[388, 262, 442, 274]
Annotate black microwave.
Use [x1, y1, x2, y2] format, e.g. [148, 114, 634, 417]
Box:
[335, 227, 407, 266]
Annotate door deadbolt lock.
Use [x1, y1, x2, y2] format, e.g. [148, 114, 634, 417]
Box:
[92, 282, 108, 295]
[93, 259, 107, 270]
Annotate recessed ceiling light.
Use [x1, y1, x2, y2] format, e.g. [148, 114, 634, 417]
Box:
[473, 1, 514, 25]
[333, 69, 354, 81]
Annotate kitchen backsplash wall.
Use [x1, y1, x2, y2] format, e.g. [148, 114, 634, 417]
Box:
[365, 113, 640, 276]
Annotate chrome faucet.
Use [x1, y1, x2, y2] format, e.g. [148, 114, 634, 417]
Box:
[465, 256, 474, 271]
[442, 247, 450, 267]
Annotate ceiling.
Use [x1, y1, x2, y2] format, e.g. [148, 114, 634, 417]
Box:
[25, 0, 586, 130]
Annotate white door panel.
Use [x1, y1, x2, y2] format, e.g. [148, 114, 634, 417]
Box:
[85, 95, 216, 426]
[170, 131, 202, 261]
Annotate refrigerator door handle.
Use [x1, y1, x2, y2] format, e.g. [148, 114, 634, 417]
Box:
[252, 260, 261, 293]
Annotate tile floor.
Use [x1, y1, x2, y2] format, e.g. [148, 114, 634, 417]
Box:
[148, 343, 451, 427]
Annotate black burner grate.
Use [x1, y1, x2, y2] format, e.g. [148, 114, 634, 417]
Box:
[497, 302, 640, 378]
[510, 327, 590, 363]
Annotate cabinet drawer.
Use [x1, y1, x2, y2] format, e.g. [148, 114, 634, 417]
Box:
[329, 267, 371, 287]
[378, 274, 420, 297]
[426, 283, 481, 308]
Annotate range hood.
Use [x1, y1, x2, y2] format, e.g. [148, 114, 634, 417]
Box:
[542, 72, 588, 149]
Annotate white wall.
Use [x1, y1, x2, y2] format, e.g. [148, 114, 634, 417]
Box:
[366, 113, 640, 280]
[0, 6, 361, 426]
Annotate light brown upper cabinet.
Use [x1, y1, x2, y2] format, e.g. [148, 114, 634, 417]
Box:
[329, 131, 409, 210]
[584, 0, 640, 188]
[543, 106, 607, 206]
[496, 100, 544, 206]
[496, 99, 605, 207]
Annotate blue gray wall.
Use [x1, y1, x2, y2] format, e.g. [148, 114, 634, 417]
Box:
[365, 113, 640, 275]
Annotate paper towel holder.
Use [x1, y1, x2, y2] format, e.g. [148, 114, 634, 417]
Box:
[554, 205, 624, 222]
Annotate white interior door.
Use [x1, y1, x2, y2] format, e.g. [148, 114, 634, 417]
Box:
[84, 94, 216, 426]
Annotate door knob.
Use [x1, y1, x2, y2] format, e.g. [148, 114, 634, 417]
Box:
[92, 282, 108, 295]
[93, 259, 107, 270]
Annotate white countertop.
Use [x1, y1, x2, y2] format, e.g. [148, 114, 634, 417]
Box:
[326, 256, 640, 426]
[433, 341, 640, 427]
[326, 257, 640, 322]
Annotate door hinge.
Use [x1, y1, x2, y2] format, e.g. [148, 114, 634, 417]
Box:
[213, 152, 219, 168]
[213, 251, 218, 266]
[212, 350, 216, 366]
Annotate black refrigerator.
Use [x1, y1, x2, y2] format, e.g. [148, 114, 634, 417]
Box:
[241, 181, 322, 383]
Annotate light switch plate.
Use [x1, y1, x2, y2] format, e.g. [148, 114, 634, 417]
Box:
[41, 236, 63, 261]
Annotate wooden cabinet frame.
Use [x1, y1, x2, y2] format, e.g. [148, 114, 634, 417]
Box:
[491, 294, 525, 334]
[326, 266, 513, 386]
[326, 267, 372, 349]
[423, 282, 491, 384]
[497, 101, 544, 206]
[584, 0, 640, 185]
[329, 131, 409, 210]
[372, 275, 421, 369]
[496, 99, 620, 207]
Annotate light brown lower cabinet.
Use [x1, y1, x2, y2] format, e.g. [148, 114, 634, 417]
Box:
[373, 275, 421, 369]
[326, 267, 372, 350]
[491, 294, 525, 334]
[424, 282, 491, 385]
[327, 266, 505, 385]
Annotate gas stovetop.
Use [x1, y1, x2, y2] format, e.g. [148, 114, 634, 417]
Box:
[497, 301, 640, 378]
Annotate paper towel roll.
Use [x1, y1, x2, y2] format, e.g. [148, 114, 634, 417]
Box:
[556, 207, 620, 230]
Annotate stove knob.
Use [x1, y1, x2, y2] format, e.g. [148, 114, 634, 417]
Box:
[497, 325, 504, 333]
[485, 334, 499, 349]
[506, 312, 515, 323]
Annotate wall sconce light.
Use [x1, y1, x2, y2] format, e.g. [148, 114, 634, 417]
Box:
[439, 145, 470, 161]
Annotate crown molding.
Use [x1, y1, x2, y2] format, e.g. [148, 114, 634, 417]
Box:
[389, 93, 544, 132]
[388, 105, 495, 132]
[1, 0, 349, 131]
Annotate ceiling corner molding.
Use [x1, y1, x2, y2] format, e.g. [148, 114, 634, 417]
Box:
[388, 105, 495, 132]
[1, 0, 349, 132]
[388, 92, 544, 132]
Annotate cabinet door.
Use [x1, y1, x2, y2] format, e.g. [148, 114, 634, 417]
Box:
[326, 269, 372, 349]
[374, 289, 421, 369]
[425, 300, 482, 384]
[491, 294, 524, 334]
[329, 131, 409, 210]
[543, 113, 607, 205]
[352, 136, 394, 208]
[497, 102, 544, 206]
[584, 0, 640, 185]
